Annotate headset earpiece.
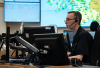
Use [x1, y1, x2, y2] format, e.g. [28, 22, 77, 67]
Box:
[75, 11, 78, 23]
[75, 20, 78, 22]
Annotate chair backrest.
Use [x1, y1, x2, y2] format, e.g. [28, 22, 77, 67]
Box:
[90, 29, 100, 66]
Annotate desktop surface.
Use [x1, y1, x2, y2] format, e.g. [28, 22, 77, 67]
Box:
[33, 64, 99, 68]
[72, 65, 99, 68]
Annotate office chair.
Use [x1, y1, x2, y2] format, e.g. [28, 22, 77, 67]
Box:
[90, 28, 100, 66]
[89, 21, 100, 66]
[88, 21, 100, 66]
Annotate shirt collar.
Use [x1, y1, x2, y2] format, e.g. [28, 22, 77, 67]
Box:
[74, 26, 82, 38]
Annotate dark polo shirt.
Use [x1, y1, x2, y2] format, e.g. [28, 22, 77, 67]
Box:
[71, 26, 93, 63]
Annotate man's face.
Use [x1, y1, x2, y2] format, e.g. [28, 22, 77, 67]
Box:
[65, 13, 76, 29]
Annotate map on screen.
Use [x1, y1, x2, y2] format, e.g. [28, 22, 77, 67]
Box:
[4, 0, 40, 2]
[41, 0, 100, 27]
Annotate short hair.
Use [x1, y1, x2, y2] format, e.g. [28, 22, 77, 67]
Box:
[68, 11, 82, 25]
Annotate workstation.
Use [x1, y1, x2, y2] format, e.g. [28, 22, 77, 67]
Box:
[0, 0, 100, 68]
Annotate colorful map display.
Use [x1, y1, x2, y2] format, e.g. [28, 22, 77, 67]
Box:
[41, 0, 100, 27]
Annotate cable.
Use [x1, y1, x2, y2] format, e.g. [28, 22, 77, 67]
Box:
[28, 53, 38, 65]
[11, 50, 16, 57]
[74, 59, 80, 68]
[75, 64, 80, 68]
[0, 39, 4, 50]
[29, 57, 35, 65]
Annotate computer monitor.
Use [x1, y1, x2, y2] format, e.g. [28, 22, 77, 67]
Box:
[23, 26, 55, 45]
[63, 32, 72, 52]
[33, 33, 70, 66]
[4, 1, 40, 22]
[63, 30, 75, 43]
[88, 31, 95, 39]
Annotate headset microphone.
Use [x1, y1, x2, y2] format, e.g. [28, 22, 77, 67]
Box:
[68, 22, 76, 27]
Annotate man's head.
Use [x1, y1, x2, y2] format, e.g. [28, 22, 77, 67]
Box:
[65, 11, 82, 29]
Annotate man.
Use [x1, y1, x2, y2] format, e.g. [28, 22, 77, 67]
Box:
[65, 11, 93, 63]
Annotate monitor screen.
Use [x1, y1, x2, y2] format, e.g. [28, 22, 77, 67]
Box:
[64, 30, 95, 42]
[63, 32, 72, 52]
[88, 31, 95, 39]
[4, 1, 40, 22]
[41, 0, 100, 27]
[34, 33, 70, 65]
[4, 0, 40, 2]
[15, 0, 40, 2]
[63, 30, 75, 43]
[5, 0, 13, 1]
[23, 26, 55, 45]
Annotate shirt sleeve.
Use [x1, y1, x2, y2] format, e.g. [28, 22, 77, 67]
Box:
[76, 33, 89, 56]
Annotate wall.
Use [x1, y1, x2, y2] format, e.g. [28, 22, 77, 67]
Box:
[0, 1, 6, 34]
[0, 0, 4, 3]
[0, 0, 90, 34]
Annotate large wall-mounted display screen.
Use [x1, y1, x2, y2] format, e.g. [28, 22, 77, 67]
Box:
[5, 0, 40, 2]
[4, 0, 40, 22]
[41, 0, 100, 27]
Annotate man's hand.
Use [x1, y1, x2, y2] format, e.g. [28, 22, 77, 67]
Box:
[67, 52, 71, 56]
[68, 54, 83, 61]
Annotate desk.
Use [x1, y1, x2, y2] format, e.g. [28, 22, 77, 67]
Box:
[36, 65, 100, 68]
[73, 65, 99, 68]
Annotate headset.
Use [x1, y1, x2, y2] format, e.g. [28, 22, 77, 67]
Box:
[75, 11, 78, 22]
